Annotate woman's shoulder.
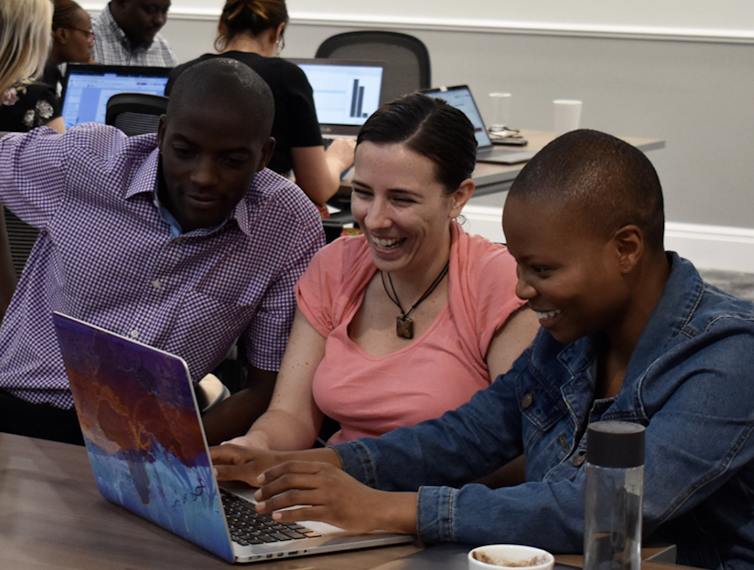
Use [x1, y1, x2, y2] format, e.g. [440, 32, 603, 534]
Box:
[218, 52, 306, 77]
[0, 82, 60, 132]
[311, 234, 370, 268]
[453, 223, 516, 271]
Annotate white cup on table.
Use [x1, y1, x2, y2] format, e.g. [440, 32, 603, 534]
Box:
[553, 99, 582, 134]
[488, 92, 512, 129]
[468, 544, 554, 570]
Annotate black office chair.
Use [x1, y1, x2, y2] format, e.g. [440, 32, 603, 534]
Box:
[315, 31, 431, 104]
[105, 93, 169, 136]
[3, 207, 38, 280]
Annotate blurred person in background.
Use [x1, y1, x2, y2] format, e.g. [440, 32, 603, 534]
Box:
[0, 0, 54, 320]
[92, 0, 177, 67]
[166, 0, 355, 213]
[43, 0, 95, 96]
[1, 0, 95, 134]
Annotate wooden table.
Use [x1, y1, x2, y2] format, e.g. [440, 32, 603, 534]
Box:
[0, 433, 420, 570]
[0, 433, 688, 570]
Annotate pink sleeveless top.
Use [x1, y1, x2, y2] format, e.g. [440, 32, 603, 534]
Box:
[295, 221, 525, 444]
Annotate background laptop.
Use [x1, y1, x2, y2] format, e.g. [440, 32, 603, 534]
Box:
[60, 63, 171, 129]
[52, 312, 412, 564]
[287, 58, 384, 138]
[421, 85, 536, 165]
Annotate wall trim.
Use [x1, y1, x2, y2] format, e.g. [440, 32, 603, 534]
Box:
[151, 8, 754, 45]
[461, 205, 754, 273]
[80, 2, 754, 44]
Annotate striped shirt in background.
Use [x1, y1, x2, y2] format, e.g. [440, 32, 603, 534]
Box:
[0, 125, 324, 409]
[91, 4, 178, 67]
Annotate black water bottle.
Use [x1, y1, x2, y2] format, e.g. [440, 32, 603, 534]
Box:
[583, 421, 645, 570]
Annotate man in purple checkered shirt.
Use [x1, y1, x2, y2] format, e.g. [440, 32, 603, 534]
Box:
[0, 59, 324, 445]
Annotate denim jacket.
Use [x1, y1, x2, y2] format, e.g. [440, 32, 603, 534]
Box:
[334, 253, 754, 569]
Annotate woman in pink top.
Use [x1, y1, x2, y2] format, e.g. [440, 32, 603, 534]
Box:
[230, 93, 539, 451]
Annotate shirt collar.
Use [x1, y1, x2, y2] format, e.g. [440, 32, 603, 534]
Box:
[126, 147, 240, 236]
[125, 142, 161, 200]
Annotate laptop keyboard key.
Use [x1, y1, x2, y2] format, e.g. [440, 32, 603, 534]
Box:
[220, 489, 320, 546]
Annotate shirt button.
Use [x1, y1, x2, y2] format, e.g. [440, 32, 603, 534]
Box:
[152, 279, 161, 290]
[572, 453, 586, 467]
[130, 329, 139, 339]
[521, 393, 534, 409]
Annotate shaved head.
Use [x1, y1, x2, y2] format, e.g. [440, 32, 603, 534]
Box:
[167, 57, 275, 144]
[510, 129, 665, 252]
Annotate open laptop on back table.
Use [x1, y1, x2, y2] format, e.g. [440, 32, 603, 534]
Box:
[60, 63, 171, 130]
[287, 58, 384, 140]
[52, 312, 413, 564]
[421, 85, 536, 165]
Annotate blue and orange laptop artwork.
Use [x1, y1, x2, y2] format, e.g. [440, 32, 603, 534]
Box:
[52, 312, 413, 563]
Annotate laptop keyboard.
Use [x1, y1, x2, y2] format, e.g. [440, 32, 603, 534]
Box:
[221, 489, 322, 546]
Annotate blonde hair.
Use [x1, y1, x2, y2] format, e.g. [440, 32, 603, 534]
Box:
[0, 0, 53, 94]
[215, 0, 288, 52]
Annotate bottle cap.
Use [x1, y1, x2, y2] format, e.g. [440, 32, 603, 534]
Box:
[586, 421, 645, 468]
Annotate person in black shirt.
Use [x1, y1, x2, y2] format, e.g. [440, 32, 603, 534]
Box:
[166, 0, 355, 212]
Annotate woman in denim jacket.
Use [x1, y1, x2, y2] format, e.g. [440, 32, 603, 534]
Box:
[212, 129, 754, 569]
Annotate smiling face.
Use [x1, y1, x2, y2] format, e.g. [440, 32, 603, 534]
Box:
[157, 101, 274, 233]
[503, 195, 630, 344]
[350, 142, 472, 279]
[113, 0, 170, 48]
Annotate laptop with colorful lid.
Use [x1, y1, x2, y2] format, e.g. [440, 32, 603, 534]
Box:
[52, 311, 414, 564]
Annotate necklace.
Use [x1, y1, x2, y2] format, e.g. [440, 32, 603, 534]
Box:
[381, 260, 450, 339]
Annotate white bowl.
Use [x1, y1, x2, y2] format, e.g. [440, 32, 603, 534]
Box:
[468, 544, 555, 570]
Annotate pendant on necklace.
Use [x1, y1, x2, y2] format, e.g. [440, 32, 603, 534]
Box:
[396, 316, 414, 339]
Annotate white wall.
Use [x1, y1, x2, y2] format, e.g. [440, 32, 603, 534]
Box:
[83, 2, 754, 269]
[87, 1, 754, 39]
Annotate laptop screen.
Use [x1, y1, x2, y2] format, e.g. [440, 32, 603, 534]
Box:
[421, 85, 493, 148]
[61, 64, 172, 129]
[287, 58, 384, 129]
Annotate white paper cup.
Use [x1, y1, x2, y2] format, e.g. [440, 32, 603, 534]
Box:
[553, 99, 582, 134]
[488, 92, 512, 129]
[468, 544, 555, 570]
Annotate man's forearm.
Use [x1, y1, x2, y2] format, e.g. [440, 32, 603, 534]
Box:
[202, 367, 277, 445]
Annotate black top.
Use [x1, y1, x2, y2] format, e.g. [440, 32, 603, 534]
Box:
[42, 61, 65, 98]
[166, 52, 323, 175]
[0, 82, 62, 133]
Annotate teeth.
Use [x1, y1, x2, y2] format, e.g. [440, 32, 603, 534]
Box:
[373, 237, 402, 249]
[535, 310, 561, 320]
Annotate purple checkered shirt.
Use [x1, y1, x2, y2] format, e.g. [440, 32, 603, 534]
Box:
[0, 124, 324, 409]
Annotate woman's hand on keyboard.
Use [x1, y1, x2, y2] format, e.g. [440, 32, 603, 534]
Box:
[210, 445, 341, 489]
[252, 457, 418, 535]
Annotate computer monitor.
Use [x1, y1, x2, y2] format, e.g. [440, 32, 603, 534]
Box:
[60, 64, 172, 129]
[287, 58, 384, 137]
